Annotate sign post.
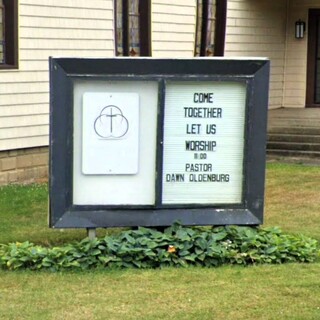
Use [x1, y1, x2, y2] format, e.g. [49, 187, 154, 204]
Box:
[49, 58, 269, 228]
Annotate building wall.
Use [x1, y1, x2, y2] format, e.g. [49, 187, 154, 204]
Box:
[283, 0, 320, 108]
[224, 0, 288, 109]
[2, 0, 314, 185]
[0, 0, 199, 185]
[0, 0, 115, 152]
[0, 147, 48, 185]
[0, 0, 198, 155]
[152, 0, 196, 58]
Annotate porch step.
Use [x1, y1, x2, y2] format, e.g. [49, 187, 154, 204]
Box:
[266, 108, 320, 160]
[268, 119, 320, 127]
[267, 127, 320, 159]
[268, 141, 320, 152]
[268, 126, 320, 135]
[268, 133, 320, 143]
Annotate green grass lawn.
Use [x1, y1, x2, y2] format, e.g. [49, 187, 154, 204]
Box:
[0, 162, 320, 319]
[1, 265, 320, 320]
[0, 184, 120, 245]
[264, 163, 320, 241]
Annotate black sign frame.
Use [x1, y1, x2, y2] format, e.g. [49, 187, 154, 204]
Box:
[49, 58, 269, 228]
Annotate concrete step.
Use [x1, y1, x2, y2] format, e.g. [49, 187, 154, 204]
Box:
[267, 109, 320, 161]
[267, 141, 320, 152]
[268, 107, 320, 127]
[268, 120, 320, 127]
[268, 108, 320, 120]
[268, 133, 320, 143]
[268, 126, 320, 135]
[266, 149, 320, 158]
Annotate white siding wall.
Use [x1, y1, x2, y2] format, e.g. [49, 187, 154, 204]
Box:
[3, 0, 313, 152]
[283, 0, 320, 108]
[152, 0, 196, 58]
[224, 0, 287, 109]
[0, 0, 115, 151]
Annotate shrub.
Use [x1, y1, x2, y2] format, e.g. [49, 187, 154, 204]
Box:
[0, 223, 319, 271]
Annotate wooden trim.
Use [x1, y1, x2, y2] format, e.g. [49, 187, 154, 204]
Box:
[306, 10, 318, 105]
[0, 0, 18, 69]
[139, 0, 151, 56]
[122, 0, 129, 56]
[114, 0, 118, 56]
[306, 9, 320, 107]
[214, 0, 227, 56]
[200, 0, 208, 56]
[194, 0, 200, 56]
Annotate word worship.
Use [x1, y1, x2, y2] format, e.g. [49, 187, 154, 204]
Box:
[185, 140, 216, 151]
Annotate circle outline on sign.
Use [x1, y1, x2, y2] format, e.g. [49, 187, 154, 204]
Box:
[93, 105, 129, 139]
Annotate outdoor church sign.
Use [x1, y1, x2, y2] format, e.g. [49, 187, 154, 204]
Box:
[49, 58, 269, 229]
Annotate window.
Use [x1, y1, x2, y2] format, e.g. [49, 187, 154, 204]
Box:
[115, 0, 151, 57]
[0, 0, 18, 69]
[195, 0, 227, 57]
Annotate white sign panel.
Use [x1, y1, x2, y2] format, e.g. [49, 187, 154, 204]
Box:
[73, 81, 158, 206]
[82, 92, 139, 175]
[162, 82, 246, 204]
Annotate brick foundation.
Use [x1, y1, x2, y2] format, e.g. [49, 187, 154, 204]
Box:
[0, 147, 49, 185]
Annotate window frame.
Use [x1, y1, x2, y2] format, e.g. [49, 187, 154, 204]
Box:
[195, 0, 227, 57]
[0, 0, 18, 69]
[114, 0, 151, 57]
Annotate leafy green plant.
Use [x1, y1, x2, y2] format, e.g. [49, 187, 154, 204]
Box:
[0, 223, 318, 271]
